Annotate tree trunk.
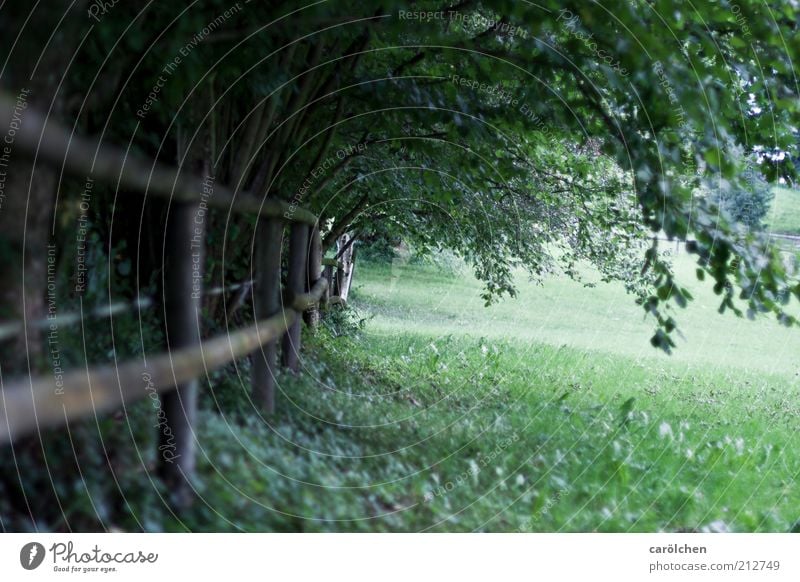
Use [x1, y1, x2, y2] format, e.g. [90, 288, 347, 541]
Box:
[0, 1, 89, 530]
[251, 218, 283, 412]
[0, 4, 88, 375]
[338, 233, 357, 303]
[159, 199, 203, 508]
[157, 120, 211, 508]
[303, 226, 322, 329]
[281, 223, 309, 372]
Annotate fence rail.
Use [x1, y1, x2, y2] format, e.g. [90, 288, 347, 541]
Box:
[0, 280, 327, 444]
[0, 94, 317, 224]
[0, 91, 351, 507]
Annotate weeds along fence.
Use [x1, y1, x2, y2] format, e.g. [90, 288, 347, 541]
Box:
[0, 92, 348, 506]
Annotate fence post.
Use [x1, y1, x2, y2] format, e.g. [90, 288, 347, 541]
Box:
[321, 263, 332, 308]
[335, 261, 345, 297]
[304, 226, 322, 329]
[252, 217, 283, 412]
[281, 222, 309, 372]
[160, 198, 203, 508]
[338, 233, 356, 303]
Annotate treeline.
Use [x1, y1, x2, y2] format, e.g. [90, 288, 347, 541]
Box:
[0, 0, 798, 530]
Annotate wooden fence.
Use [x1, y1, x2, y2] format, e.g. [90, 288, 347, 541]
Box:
[0, 92, 349, 506]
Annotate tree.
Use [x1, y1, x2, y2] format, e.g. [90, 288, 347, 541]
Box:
[2, 0, 800, 531]
[3, 0, 800, 358]
[710, 166, 775, 232]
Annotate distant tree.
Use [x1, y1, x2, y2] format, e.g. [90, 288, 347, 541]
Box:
[3, 0, 800, 355]
[711, 168, 774, 231]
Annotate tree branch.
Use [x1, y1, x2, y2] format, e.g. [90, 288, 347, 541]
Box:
[323, 193, 370, 249]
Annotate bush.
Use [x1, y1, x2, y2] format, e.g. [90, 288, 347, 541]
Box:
[711, 168, 774, 231]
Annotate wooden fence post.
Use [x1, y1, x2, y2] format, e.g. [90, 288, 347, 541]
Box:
[335, 262, 345, 297]
[251, 218, 283, 412]
[338, 233, 356, 303]
[304, 226, 322, 329]
[160, 198, 203, 507]
[345, 247, 357, 301]
[321, 263, 332, 308]
[281, 222, 309, 372]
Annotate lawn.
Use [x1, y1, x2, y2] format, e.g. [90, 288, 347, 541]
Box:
[767, 186, 800, 235]
[353, 250, 800, 375]
[149, 251, 800, 533]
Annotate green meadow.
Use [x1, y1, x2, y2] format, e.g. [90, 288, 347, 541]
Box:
[768, 186, 800, 236]
[162, 248, 800, 532]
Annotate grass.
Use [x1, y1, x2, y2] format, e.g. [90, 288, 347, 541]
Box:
[35, 249, 798, 532]
[354, 251, 800, 375]
[142, 251, 799, 533]
[766, 186, 800, 235]
[174, 187, 799, 532]
[10, 197, 800, 533]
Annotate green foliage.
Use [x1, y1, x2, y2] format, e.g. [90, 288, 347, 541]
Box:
[55, 0, 800, 351]
[357, 233, 402, 264]
[111, 325, 800, 532]
[320, 304, 367, 338]
[6, 0, 800, 530]
[0, 198, 166, 531]
[7, 256, 800, 532]
[710, 169, 775, 231]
